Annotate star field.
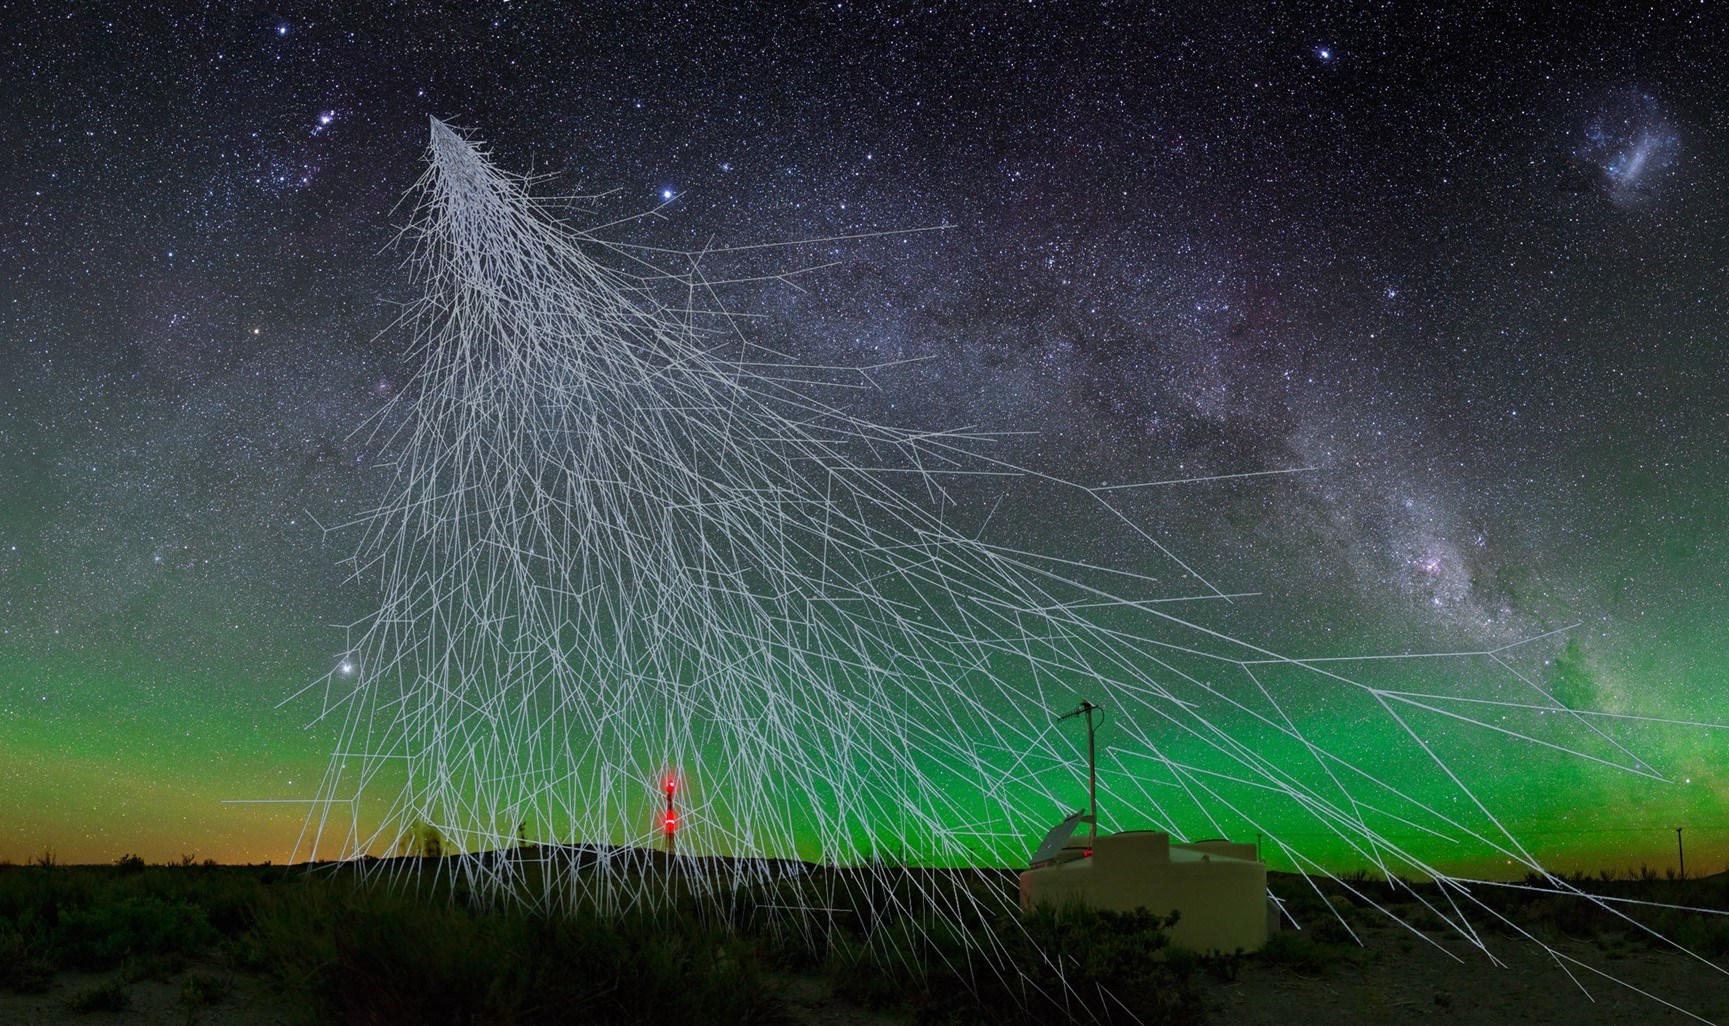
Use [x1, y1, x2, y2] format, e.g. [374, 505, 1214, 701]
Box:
[1, 3, 1725, 867]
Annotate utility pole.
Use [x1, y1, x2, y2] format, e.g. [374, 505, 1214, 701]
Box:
[1675, 826, 1684, 880]
[1059, 701, 1101, 848]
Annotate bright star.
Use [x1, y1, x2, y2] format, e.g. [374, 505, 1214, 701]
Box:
[660, 188, 674, 200]
[1317, 47, 1332, 60]
[276, 23, 289, 35]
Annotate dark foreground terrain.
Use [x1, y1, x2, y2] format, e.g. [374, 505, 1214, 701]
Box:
[1, 854, 1725, 1024]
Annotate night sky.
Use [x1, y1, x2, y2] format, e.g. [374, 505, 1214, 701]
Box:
[3, 3, 1726, 869]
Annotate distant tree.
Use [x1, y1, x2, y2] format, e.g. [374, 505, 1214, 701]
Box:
[179, 852, 198, 868]
[415, 822, 445, 859]
[32, 849, 57, 868]
[115, 853, 146, 874]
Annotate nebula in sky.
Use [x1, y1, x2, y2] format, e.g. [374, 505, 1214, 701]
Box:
[1572, 89, 1681, 205]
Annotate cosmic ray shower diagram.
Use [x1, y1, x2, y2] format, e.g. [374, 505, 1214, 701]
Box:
[280, 123, 1726, 1006]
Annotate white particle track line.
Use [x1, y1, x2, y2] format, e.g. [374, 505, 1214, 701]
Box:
[269, 121, 1728, 1018]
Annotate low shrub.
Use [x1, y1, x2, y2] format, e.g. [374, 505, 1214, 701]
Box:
[826, 904, 1204, 1025]
[1257, 930, 1337, 976]
[121, 949, 190, 983]
[58, 896, 218, 970]
[0, 925, 56, 993]
[1198, 947, 1244, 982]
[180, 972, 232, 1009]
[246, 882, 791, 1026]
[1648, 912, 1729, 959]
[67, 979, 131, 1013]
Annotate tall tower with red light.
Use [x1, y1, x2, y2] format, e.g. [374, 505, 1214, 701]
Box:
[662, 774, 678, 857]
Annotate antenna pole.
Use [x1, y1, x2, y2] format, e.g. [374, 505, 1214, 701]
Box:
[1085, 702, 1098, 847]
[1060, 700, 1101, 847]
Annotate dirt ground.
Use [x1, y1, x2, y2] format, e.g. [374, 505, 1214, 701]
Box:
[1205, 921, 1729, 1026]
[0, 962, 304, 1025]
[4, 929, 1727, 1026]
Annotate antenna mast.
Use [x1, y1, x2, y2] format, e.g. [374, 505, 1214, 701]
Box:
[1059, 700, 1101, 847]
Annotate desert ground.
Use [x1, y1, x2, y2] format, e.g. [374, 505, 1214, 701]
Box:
[4, 927, 1726, 1025]
[2, 860, 1725, 1025]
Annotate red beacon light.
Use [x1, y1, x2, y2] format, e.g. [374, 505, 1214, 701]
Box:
[660, 771, 681, 856]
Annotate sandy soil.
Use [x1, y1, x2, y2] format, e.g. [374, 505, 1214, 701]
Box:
[1206, 921, 1729, 1026]
[0, 962, 305, 1025]
[773, 972, 909, 1026]
[5, 929, 1726, 1026]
